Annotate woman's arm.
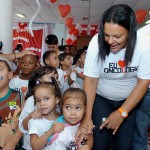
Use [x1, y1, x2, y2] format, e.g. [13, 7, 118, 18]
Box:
[100, 78, 150, 134]
[75, 76, 99, 143]
[0, 50, 35, 61]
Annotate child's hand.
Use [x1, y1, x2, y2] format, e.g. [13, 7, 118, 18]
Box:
[51, 122, 64, 134]
[29, 110, 43, 119]
[66, 69, 72, 75]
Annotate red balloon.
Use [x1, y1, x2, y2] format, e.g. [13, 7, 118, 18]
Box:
[72, 29, 79, 36]
[50, 0, 57, 3]
[65, 18, 73, 28]
[66, 38, 73, 45]
[135, 10, 147, 23]
[69, 25, 76, 35]
[58, 4, 71, 18]
[72, 40, 77, 46]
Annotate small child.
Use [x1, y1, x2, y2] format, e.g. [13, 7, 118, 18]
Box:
[19, 66, 59, 150]
[40, 88, 93, 150]
[0, 56, 23, 149]
[59, 53, 78, 92]
[29, 79, 64, 150]
[43, 50, 64, 92]
[9, 54, 39, 96]
[72, 49, 86, 89]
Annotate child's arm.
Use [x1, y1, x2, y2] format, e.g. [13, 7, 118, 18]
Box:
[3, 128, 23, 150]
[66, 69, 75, 86]
[22, 110, 43, 130]
[77, 73, 84, 80]
[30, 122, 64, 150]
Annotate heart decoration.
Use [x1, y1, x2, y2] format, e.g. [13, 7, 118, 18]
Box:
[21, 87, 28, 93]
[50, 0, 57, 3]
[58, 4, 71, 18]
[118, 60, 126, 68]
[135, 10, 147, 24]
[18, 22, 27, 29]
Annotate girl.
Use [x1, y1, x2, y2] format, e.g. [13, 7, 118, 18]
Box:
[72, 49, 86, 89]
[59, 53, 78, 92]
[19, 66, 59, 150]
[29, 79, 64, 150]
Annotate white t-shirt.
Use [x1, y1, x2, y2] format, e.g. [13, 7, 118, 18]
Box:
[84, 24, 150, 101]
[9, 76, 28, 96]
[28, 117, 79, 150]
[62, 70, 77, 93]
[57, 68, 64, 92]
[74, 67, 84, 89]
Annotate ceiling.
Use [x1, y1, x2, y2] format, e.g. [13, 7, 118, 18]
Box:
[13, 0, 150, 25]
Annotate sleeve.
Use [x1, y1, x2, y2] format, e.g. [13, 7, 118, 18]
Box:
[137, 47, 150, 79]
[19, 96, 35, 133]
[28, 119, 41, 136]
[84, 34, 101, 78]
[9, 78, 16, 89]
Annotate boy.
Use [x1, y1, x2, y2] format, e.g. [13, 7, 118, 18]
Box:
[0, 56, 23, 148]
[45, 34, 63, 55]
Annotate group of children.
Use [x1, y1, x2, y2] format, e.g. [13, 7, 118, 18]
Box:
[0, 34, 92, 150]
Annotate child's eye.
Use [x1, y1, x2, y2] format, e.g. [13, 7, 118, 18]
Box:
[76, 106, 81, 110]
[36, 99, 41, 103]
[66, 106, 71, 110]
[44, 97, 49, 101]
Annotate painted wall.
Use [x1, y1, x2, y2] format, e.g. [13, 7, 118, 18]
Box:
[54, 24, 67, 45]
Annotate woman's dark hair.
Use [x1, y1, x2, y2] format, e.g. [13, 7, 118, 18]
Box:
[43, 50, 57, 66]
[26, 66, 58, 99]
[98, 4, 137, 66]
[34, 77, 61, 104]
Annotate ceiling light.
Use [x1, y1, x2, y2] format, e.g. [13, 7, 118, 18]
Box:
[145, 19, 150, 24]
[16, 13, 26, 18]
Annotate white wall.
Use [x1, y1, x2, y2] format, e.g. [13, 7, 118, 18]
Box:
[54, 24, 67, 45]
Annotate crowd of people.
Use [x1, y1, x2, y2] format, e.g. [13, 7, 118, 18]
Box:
[0, 4, 150, 150]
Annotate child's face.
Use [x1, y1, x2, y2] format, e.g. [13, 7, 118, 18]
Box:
[47, 44, 58, 51]
[19, 55, 38, 75]
[0, 61, 13, 88]
[62, 55, 72, 67]
[79, 52, 86, 65]
[34, 86, 59, 119]
[62, 98, 85, 125]
[46, 53, 59, 68]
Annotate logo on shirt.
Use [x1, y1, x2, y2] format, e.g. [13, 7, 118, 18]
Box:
[104, 60, 138, 73]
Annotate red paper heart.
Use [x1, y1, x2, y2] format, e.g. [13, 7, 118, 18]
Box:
[118, 60, 126, 68]
[21, 87, 27, 93]
[58, 4, 71, 18]
[65, 18, 73, 28]
[50, 0, 57, 3]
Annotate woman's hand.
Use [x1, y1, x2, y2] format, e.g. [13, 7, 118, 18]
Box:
[75, 117, 93, 144]
[100, 110, 124, 135]
[16, 50, 36, 59]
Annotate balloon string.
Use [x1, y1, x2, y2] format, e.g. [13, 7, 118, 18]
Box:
[29, 0, 41, 37]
